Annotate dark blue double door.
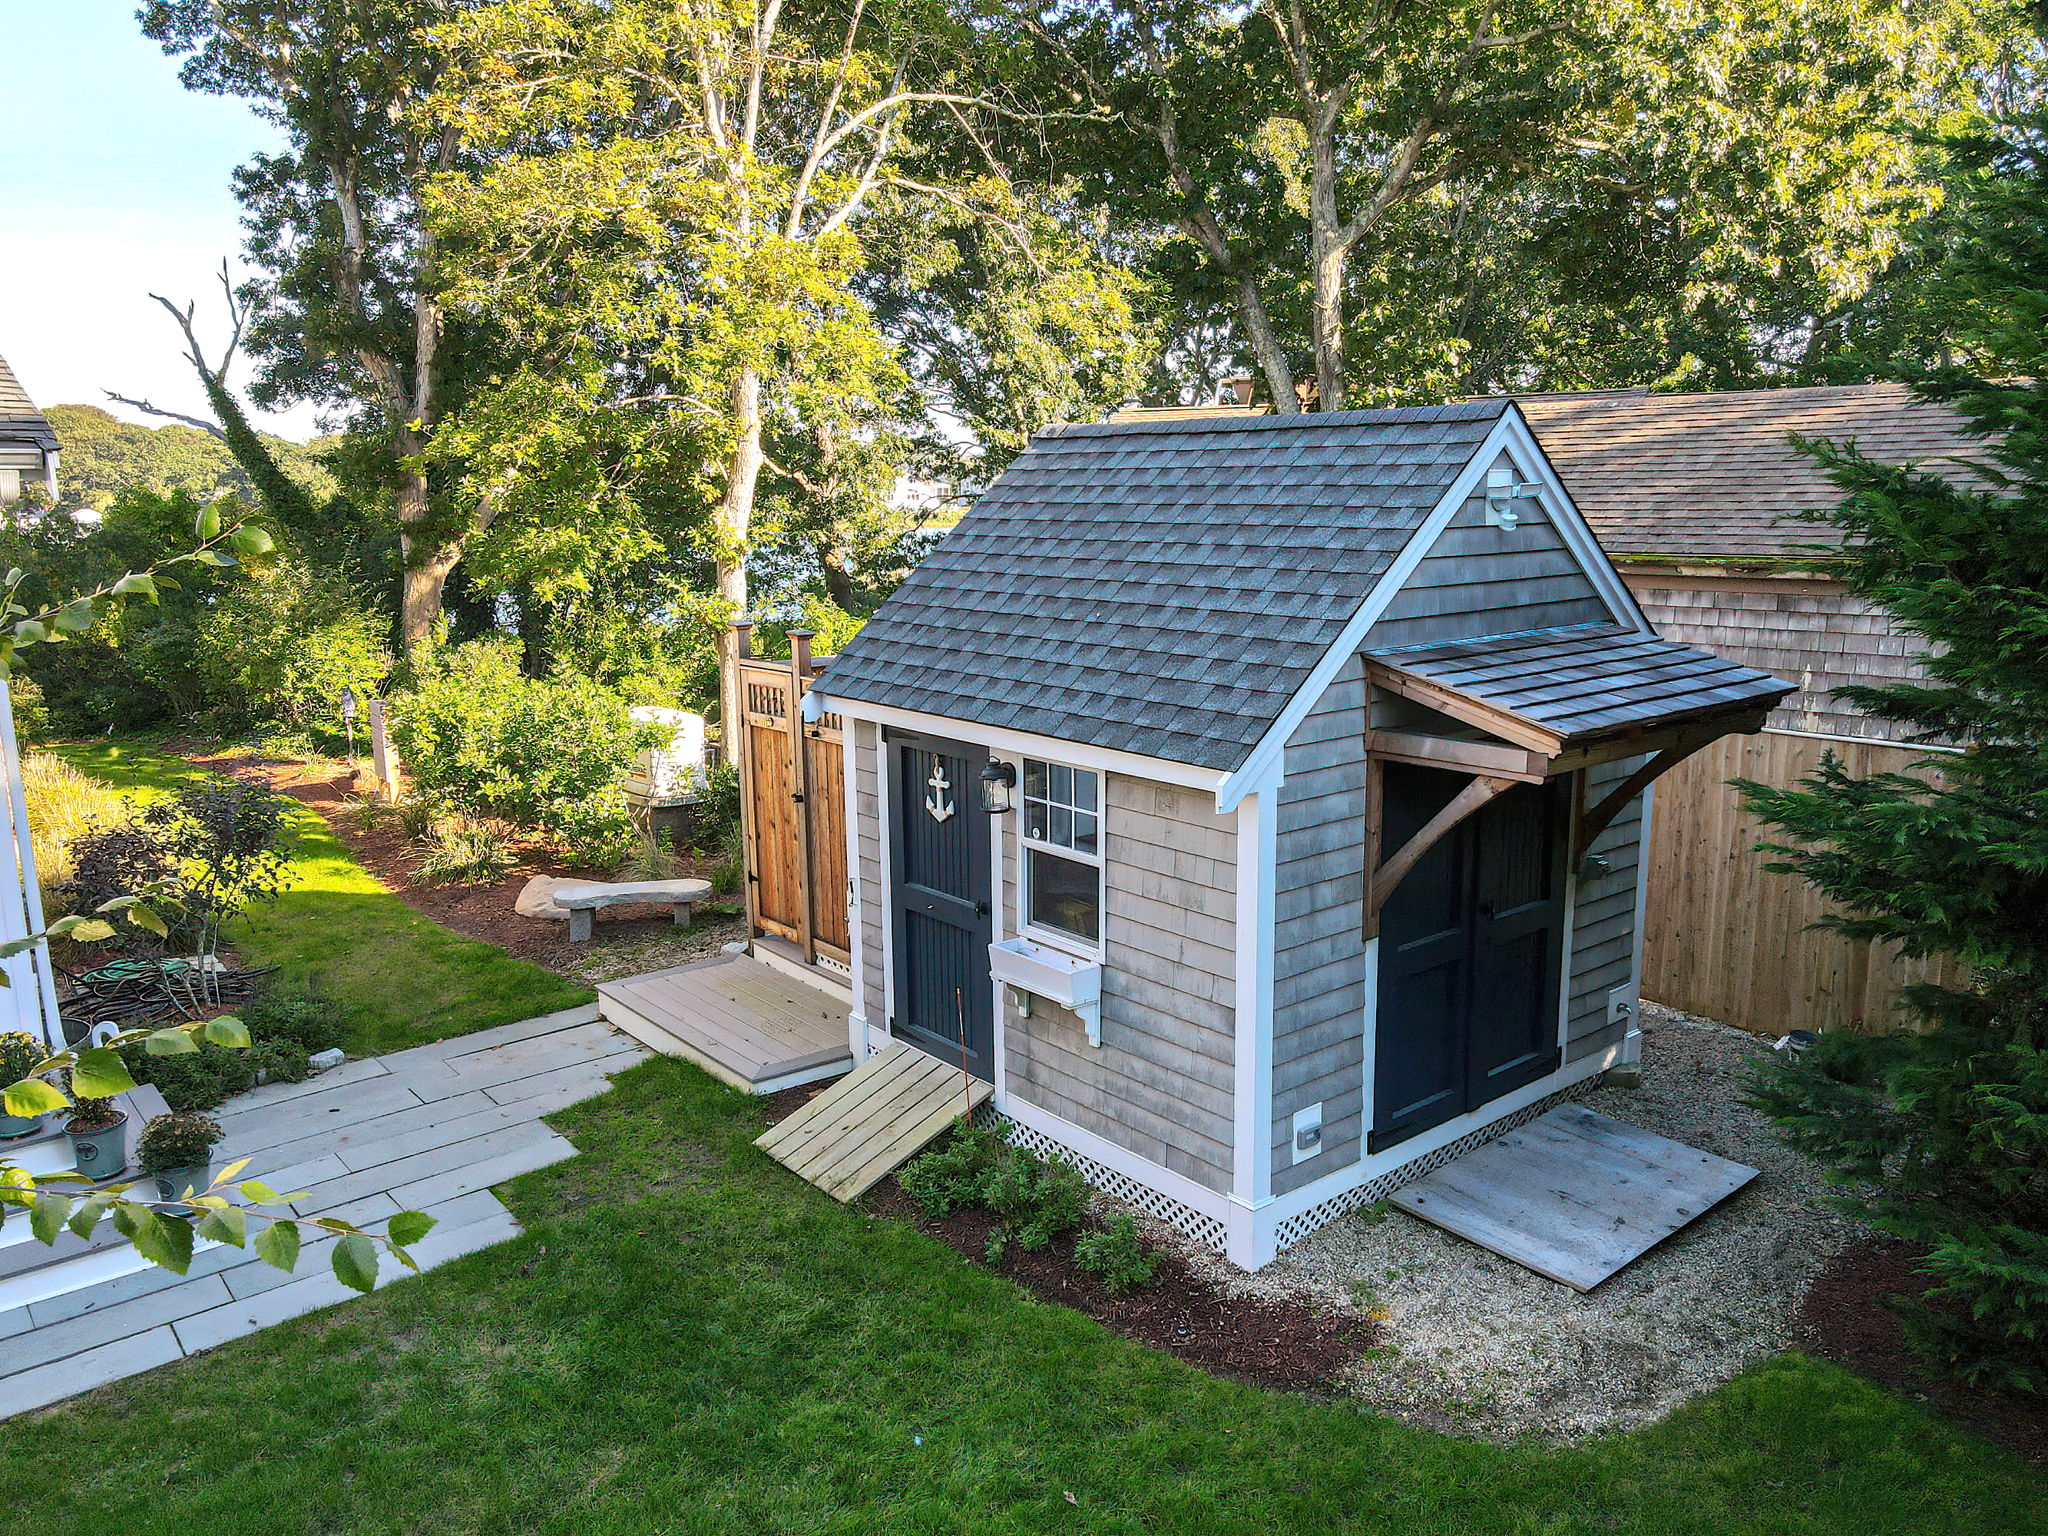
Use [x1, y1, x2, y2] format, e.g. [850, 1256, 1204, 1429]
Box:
[1371, 765, 1568, 1151]
[889, 732, 995, 1081]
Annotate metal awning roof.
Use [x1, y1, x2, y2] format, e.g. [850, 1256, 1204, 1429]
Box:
[1367, 623, 1793, 747]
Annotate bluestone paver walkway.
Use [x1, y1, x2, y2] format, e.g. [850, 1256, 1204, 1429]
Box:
[0, 1003, 644, 1420]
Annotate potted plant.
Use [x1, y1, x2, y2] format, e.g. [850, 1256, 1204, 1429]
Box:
[65, 1090, 130, 1180]
[0, 1031, 48, 1142]
[137, 1112, 225, 1215]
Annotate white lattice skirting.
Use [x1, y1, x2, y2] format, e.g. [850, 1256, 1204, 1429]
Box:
[984, 1074, 1604, 1264]
[980, 1108, 1232, 1253]
[1269, 1075, 1605, 1250]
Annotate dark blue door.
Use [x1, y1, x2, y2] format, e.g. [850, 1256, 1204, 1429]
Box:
[889, 732, 994, 1080]
[1371, 765, 1567, 1151]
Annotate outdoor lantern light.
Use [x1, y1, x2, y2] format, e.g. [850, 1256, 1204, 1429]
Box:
[979, 758, 1016, 814]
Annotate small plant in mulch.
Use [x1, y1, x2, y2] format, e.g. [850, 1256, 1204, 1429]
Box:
[63, 1093, 126, 1135]
[409, 815, 520, 887]
[901, 1123, 1090, 1258]
[136, 1111, 224, 1177]
[1073, 1213, 1162, 1294]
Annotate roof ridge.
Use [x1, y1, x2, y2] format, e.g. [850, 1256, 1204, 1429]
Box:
[1038, 398, 1510, 442]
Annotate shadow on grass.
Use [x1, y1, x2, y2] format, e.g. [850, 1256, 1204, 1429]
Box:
[46, 740, 592, 1055]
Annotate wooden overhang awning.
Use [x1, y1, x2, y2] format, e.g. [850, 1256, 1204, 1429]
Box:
[1362, 624, 1794, 925]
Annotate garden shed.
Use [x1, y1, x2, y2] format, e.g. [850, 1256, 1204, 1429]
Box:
[804, 401, 1791, 1268]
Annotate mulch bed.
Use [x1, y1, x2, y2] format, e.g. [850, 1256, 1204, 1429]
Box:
[1795, 1237, 2048, 1463]
[758, 1089, 1375, 1394]
[867, 1176, 1376, 1393]
[183, 750, 733, 975]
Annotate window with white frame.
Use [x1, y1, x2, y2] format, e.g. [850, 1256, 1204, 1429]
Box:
[1022, 758, 1101, 947]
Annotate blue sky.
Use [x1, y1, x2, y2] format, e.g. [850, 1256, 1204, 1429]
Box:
[0, 2, 319, 437]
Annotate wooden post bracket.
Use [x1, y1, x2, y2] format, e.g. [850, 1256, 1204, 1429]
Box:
[1572, 725, 1729, 860]
[1368, 773, 1522, 922]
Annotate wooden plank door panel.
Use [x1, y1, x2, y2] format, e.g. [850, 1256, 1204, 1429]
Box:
[890, 735, 994, 1081]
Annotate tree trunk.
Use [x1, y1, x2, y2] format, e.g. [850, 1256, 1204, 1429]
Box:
[821, 543, 856, 610]
[716, 366, 763, 759]
[1310, 237, 1347, 411]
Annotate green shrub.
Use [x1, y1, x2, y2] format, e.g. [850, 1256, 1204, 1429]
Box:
[253, 1038, 315, 1084]
[9, 675, 51, 743]
[899, 1122, 1005, 1217]
[127, 1039, 259, 1112]
[137, 1111, 224, 1176]
[189, 558, 390, 730]
[898, 1123, 1090, 1252]
[985, 1145, 1089, 1251]
[390, 639, 659, 863]
[1074, 1213, 1163, 1293]
[240, 981, 347, 1056]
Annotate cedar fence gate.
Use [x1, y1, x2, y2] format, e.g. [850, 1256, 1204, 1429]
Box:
[728, 624, 849, 971]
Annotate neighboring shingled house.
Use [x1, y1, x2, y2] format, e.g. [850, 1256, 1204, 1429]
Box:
[0, 353, 59, 506]
[1515, 383, 1982, 742]
[808, 400, 1788, 1267]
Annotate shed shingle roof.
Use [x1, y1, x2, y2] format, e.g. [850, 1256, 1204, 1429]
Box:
[1369, 623, 1792, 743]
[816, 401, 1511, 773]
[0, 353, 55, 450]
[1514, 383, 1987, 561]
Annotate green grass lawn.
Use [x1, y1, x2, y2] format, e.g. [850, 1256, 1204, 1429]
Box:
[0, 1056, 2040, 1535]
[47, 741, 592, 1054]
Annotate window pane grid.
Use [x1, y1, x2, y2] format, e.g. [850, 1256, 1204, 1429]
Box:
[1021, 758, 1103, 948]
[1022, 758, 1101, 863]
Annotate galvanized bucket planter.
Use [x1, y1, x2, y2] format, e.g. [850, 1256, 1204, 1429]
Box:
[68, 1112, 130, 1180]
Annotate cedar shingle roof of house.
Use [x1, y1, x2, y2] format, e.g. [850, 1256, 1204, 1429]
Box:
[1514, 383, 1987, 561]
[1369, 623, 1791, 743]
[816, 401, 1512, 772]
[0, 353, 56, 450]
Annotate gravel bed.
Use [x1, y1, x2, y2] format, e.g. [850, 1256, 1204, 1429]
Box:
[1171, 1004, 1861, 1442]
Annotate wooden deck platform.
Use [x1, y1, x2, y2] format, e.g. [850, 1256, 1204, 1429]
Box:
[756, 1043, 990, 1201]
[1388, 1105, 1758, 1291]
[597, 954, 853, 1095]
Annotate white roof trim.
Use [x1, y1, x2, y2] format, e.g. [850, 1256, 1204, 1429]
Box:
[814, 693, 1228, 793]
[1215, 407, 1644, 812]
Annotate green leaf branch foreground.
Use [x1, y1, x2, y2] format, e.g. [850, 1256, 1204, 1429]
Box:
[1, 506, 275, 669]
[0, 1014, 435, 1294]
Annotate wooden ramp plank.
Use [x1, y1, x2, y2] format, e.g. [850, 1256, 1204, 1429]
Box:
[757, 1044, 990, 1202]
[1387, 1106, 1757, 1292]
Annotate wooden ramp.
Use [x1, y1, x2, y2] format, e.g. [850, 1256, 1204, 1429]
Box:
[1388, 1105, 1757, 1291]
[598, 954, 852, 1095]
[756, 1043, 990, 1202]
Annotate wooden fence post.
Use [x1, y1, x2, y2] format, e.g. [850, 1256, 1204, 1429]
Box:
[727, 620, 760, 954]
[788, 630, 816, 966]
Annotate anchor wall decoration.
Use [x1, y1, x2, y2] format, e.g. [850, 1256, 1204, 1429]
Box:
[924, 759, 955, 822]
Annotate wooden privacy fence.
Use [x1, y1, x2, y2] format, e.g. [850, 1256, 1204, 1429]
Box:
[1642, 730, 1962, 1036]
[730, 626, 849, 970]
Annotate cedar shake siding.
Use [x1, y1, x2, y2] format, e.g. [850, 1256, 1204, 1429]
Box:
[1001, 774, 1238, 1193]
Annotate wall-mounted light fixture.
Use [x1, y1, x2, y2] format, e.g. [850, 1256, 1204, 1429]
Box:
[1485, 462, 1543, 530]
[978, 758, 1016, 814]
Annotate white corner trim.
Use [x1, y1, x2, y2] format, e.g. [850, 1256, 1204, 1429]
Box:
[1216, 411, 1525, 812]
[842, 720, 869, 1062]
[1229, 788, 1277, 1207]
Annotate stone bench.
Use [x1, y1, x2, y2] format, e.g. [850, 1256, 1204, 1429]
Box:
[516, 875, 714, 941]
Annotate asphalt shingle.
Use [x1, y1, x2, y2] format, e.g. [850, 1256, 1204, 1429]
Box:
[815, 402, 1510, 773]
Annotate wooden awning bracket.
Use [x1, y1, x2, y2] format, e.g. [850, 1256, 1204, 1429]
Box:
[1571, 721, 1739, 860]
[1367, 773, 1521, 926]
